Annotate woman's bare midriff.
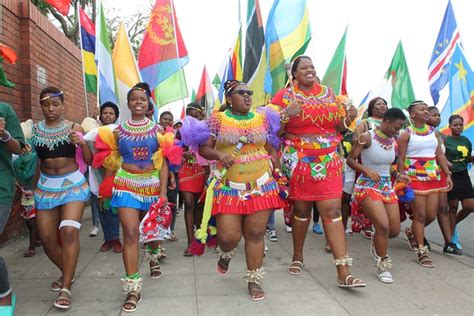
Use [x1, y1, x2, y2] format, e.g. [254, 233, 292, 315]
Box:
[121, 162, 155, 173]
[40, 157, 79, 175]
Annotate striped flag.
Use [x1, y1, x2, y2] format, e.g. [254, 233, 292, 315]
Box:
[95, 1, 118, 104]
[428, 0, 462, 105]
[195, 66, 215, 116]
[264, 0, 311, 95]
[78, 8, 97, 94]
[231, 24, 243, 81]
[112, 22, 140, 122]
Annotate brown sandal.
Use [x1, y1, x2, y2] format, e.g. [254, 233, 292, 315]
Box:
[217, 249, 234, 275]
[405, 228, 418, 251]
[416, 247, 435, 268]
[150, 261, 162, 279]
[122, 291, 141, 313]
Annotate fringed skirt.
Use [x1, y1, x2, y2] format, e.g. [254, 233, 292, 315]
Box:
[34, 169, 90, 210]
[405, 157, 440, 195]
[211, 172, 286, 216]
[281, 145, 343, 201]
[111, 168, 160, 211]
[178, 161, 206, 193]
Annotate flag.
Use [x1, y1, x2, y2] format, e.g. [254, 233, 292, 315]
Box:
[180, 104, 185, 119]
[264, 0, 311, 95]
[384, 41, 415, 109]
[138, 0, 189, 91]
[45, 0, 71, 16]
[153, 68, 188, 107]
[212, 73, 221, 91]
[439, 45, 474, 140]
[217, 57, 234, 103]
[78, 8, 97, 94]
[231, 25, 243, 81]
[0, 45, 16, 88]
[112, 22, 141, 122]
[428, 0, 462, 105]
[195, 66, 215, 116]
[244, 0, 267, 107]
[95, 1, 118, 104]
[348, 91, 370, 131]
[191, 88, 196, 101]
[322, 27, 348, 96]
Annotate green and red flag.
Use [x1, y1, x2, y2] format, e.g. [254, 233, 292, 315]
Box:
[385, 41, 415, 109]
[322, 27, 348, 95]
[195, 66, 215, 115]
[0, 44, 17, 88]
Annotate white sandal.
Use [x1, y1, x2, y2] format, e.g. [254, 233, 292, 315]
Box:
[53, 288, 72, 310]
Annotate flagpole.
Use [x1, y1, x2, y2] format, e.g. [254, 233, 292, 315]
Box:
[77, 5, 90, 118]
[169, 0, 186, 112]
[96, 0, 101, 110]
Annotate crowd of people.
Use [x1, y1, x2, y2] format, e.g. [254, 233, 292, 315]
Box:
[0, 55, 472, 314]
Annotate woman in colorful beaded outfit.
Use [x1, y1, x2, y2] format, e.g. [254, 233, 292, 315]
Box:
[348, 108, 408, 283]
[32, 86, 92, 309]
[397, 100, 452, 268]
[198, 80, 286, 301]
[271, 56, 365, 288]
[101, 82, 176, 313]
[179, 103, 208, 257]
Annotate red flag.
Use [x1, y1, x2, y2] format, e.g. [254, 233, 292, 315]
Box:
[195, 66, 215, 113]
[45, 0, 71, 16]
[180, 104, 185, 119]
[138, 0, 189, 91]
[0, 44, 17, 64]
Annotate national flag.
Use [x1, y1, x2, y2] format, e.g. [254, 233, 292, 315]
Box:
[138, 0, 189, 91]
[264, 0, 311, 95]
[439, 45, 474, 140]
[95, 1, 118, 104]
[428, 0, 462, 105]
[0, 44, 16, 88]
[348, 91, 370, 131]
[212, 74, 221, 91]
[153, 68, 188, 107]
[112, 22, 140, 122]
[244, 0, 268, 107]
[45, 0, 71, 16]
[217, 56, 234, 103]
[231, 24, 243, 81]
[191, 88, 196, 102]
[195, 66, 215, 116]
[384, 41, 415, 109]
[78, 8, 97, 94]
[322, 27, 348, 96]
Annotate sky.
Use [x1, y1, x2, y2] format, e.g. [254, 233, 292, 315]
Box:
[105, 0, 474, 119]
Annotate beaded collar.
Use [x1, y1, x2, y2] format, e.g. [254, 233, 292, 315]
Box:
[407, 124, 434, 136]
[373, 128, 394, 150]
[119, 118, 160, 141]
[32, 120, 72, 150]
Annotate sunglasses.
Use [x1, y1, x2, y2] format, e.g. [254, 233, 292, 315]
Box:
[232, 89, 254, 96]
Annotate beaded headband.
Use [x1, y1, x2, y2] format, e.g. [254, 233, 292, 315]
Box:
[40, 91, 63, 102]
[224, 80, 243, 96]
[186, 104, 205, 114]
[130, 87, 151, 98]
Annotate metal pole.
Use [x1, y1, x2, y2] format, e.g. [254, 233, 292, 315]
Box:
[77, 5, 90, 117]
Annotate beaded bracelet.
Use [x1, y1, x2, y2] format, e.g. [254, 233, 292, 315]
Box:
[0, 131, 11, 143]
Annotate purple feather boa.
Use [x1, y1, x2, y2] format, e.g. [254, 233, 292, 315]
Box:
[257, 106, 281, 149]
[180, 116, 211, 148]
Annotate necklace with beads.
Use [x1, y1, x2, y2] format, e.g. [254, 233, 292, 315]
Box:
[120, 117, 159, 141]
[408, 124, 432, 136]
[373, 128, 394, 150]
[32, 120, 72, 150]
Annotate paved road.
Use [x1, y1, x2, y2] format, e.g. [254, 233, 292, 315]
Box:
[2, 206, 473, 315]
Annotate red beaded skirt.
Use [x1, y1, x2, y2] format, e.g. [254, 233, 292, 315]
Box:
[178, 161, 206, 193]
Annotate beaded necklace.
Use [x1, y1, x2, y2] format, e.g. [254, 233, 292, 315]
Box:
[373, 128, 394, 150]
[407, 124, 433, 136]
[32, 120, 71, 150]
[119, 118, 160, 141]
[211, 110, 266, 144]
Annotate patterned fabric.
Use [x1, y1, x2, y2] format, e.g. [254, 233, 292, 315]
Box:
[32, 120, 76, 160]
[404, 157, 440, 182]
[179, 157, 206, 193]
[34, 169, 90, 210]
[110, 168, 160, 211]
[445, 135, 472, 173]
[139, 197, 172, 243]
[118, 118, 160, 165]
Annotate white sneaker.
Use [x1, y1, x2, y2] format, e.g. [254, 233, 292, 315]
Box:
[89, 225, 99, 237]
[269, 229, 278, 242]
[285, 225, 292, 233]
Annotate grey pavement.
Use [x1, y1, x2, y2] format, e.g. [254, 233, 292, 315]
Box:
[1, 206, 473, 316]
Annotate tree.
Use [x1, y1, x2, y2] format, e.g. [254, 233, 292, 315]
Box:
[31, 0, 148, 58]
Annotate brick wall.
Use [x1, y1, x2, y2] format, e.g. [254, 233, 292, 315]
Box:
[0, 1, 97, 245]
